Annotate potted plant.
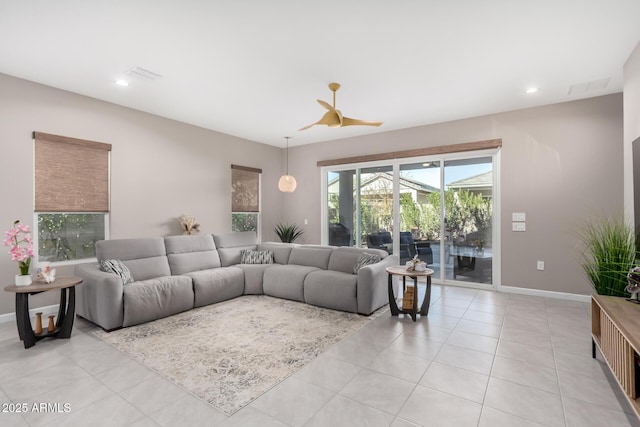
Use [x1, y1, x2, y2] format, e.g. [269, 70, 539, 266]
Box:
[579, 214, 638, 297]
[3, 220, 35, 286]
[274, 223, 304, 243]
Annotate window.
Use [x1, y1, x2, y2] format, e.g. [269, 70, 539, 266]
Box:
[33, 132, 111, 263]
[321, 140, 500, 287]
[231, 164, 261, 234]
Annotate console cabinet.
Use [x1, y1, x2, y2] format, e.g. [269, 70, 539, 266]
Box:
[591, 294, 640, 417]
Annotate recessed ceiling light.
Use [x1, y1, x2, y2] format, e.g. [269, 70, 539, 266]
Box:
[525, 87, 539, 94]
[115, 79, 129, 87]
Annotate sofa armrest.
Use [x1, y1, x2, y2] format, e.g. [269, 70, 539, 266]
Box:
[356, 254, 399, 314]
[74, 263, 125, 330]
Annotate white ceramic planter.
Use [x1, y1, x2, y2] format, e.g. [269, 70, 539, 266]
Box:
[15, 274, 32, 287]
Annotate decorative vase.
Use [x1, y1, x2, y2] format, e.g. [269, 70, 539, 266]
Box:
[48, 315, 55, 332]
[35, 312, 43, 335]
[15, 274, 32, 287]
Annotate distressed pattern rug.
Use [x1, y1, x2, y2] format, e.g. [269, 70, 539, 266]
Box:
[94, 295, 384, 415]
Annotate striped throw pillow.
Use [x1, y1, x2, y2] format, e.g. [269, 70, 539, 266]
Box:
[240, 249, 274, 264]
[353, 253, 381, 274]
[99, 259, 134, 285]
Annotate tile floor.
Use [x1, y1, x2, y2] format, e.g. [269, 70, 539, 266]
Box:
[1, 284, 639, 427]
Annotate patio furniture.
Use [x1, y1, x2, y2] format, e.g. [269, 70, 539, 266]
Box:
[399, 232, 433, 265]
[366, 231, 393, 253]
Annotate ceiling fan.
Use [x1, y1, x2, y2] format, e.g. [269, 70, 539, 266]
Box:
[299, 83, 383, 131]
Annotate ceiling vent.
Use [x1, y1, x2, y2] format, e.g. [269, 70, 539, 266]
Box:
[568, 78, 610, 95]
[124, 66, 163, 81]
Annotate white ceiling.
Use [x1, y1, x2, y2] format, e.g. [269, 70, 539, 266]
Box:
[1, 1, 639, 148]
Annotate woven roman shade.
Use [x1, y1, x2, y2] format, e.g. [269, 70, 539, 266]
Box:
[231, 164, 261, 213]
[34, 132, 112, 212]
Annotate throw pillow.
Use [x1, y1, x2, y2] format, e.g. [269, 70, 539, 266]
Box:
[353, 253, 381, 273]
[99, 259, 134, 285]
[240, 249, 274, 264]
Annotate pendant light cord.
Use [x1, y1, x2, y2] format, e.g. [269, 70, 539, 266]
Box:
[285, 136, 290, 175]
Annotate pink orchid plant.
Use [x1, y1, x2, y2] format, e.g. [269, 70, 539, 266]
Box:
[3, 220, 34, 275]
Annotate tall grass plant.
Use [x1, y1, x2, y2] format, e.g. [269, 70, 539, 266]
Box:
[580, 215, 638, 296]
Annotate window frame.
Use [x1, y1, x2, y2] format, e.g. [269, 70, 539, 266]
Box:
[33, 132, 111, 265]
[231, 164, 262, 239]
[33, 212, 110, 266]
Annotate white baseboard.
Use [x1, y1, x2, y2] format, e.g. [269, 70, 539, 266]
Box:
[498, 285, 592, 303]
[0, 304, 60, 324]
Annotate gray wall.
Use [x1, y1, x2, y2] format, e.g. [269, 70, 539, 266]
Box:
[0, 73, 283, 315]
[284, 94, 624, 295]
[624, 41, 640, 220]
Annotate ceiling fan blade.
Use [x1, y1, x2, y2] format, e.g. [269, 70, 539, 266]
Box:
[330, 109, 344, 128]
[298, 122, 317, 131]
[317, 99, 334, 111]
[299, 110, 342, 131]
[341, 116, 383, 127]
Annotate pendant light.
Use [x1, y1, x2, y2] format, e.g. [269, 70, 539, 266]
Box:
[278, 136, 297, 192]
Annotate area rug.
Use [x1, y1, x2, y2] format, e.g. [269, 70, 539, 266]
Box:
[94, 295, 385, 415]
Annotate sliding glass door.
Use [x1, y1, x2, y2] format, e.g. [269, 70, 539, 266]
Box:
[443, 157, 493, 284]
[398, 161, 442, 275]
[323, 152, 496, 287]
[327, 169, 356, 246]
[359, 165, 395, 257]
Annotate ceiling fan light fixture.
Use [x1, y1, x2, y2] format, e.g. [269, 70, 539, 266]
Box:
[279, 136, 296, 193]
[299, 82, 383, 131]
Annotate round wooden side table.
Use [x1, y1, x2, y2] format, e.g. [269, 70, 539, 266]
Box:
[386, 266, 434, 321]
[4, 277, 83, 349]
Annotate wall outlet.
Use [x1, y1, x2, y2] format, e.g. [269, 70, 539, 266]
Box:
[537, 261, 545, 271]
[512, 222, 526, 232]
[304, 218, 308, 225]
[512, 212, 526, 222]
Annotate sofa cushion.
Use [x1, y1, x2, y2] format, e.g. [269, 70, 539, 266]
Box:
[263, 264, 320, 302]
[353, 253, 382, 273]
[288, 247, 332, 270]
[213, 231, 257, 248]
[212, 231, 259, 267]
[165, 233, 217, 253]
[328, 247, 388, 274]
[304, 270, 358, 313]
[99, 259, 134, 285]
[240, 249, 274, 264]
[257, 242, 296, 264]
[122, 276, 194, 327]
[96, 237, 171, 281]
[186, 267, 244, 307]
[165, 234, 221, 275]
[236, 263, 274, 294]
[218, 246, 258, 267]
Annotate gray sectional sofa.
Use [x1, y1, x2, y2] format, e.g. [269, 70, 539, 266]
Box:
[74, 231, 398, 330]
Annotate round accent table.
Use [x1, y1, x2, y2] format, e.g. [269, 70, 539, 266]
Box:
[4, 277, 83, 349]
[385, 266, 434, 321]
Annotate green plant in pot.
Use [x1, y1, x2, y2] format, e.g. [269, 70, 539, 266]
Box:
[274, 223, 304, 243]
[579, 214, 638, 297]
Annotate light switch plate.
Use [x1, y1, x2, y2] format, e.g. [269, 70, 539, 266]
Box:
[512, 212, 526, 222]
[512, 222, 526, 232]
